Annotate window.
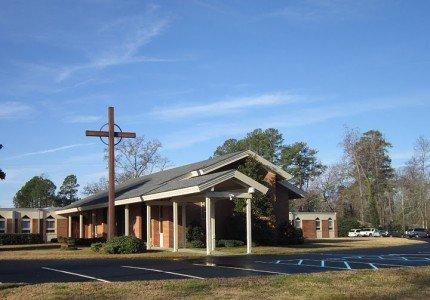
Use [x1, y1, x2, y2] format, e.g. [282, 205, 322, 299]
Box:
[315, 218, 321, 231]
[0, 216, 5, 233]
[328, 218, 334, 230]
[294, 217, 301, 229]
[45, 216, 55, 233]
[21, 216, 30, 233]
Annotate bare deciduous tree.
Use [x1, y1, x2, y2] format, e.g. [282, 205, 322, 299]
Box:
[83, 136, 169, 196]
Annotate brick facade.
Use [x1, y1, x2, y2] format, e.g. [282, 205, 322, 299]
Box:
[301, 220, 317, 238]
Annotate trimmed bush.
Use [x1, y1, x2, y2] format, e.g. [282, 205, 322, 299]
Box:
[216, 239, 244, 247]
[0, 234, 43, 245]
[102, 236, 145, 254]
[277, 222, 304, 245]
[90, 242, 104, 252]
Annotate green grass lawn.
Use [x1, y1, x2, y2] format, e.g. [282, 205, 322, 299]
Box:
[1, 266, 429, 299]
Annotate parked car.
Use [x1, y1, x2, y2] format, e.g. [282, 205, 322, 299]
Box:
[405, 228, 429, 238]
[381, 230, 401, 237]
[359, 228, 381, 237]
[348, 229, 362, 237]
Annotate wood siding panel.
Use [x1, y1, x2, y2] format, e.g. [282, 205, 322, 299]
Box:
[322, 220, 329, 238]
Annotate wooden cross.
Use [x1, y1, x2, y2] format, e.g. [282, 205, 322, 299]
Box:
[85, 107, 136, 239]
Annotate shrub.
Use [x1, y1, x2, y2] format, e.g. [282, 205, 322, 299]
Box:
[0, 234, 43, 245]
[102, 236, 145, 254]
[90, 242, 104, 252]
[253, 218, 277, 246]
[277, 222, 304, 245]
[186, 223, 206, 248]
[217, 239, 244, 247]
[190, 240, 205, 248]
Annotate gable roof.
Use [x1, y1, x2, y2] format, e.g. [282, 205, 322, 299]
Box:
[56, 150, 297, 214]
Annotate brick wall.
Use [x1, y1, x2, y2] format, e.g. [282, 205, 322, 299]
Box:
[151, 206, 160, 247]
[57, 219, 68, 238]
[302, 220, 316, 238]
[6, 219, 14, 233]
[95, 209, 107, 238]
[84, 212, 92, 238]
[162, 206, 173, 248]
[130, 203, 143, 239]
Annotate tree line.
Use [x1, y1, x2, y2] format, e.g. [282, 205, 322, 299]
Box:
[10, 129, 429, 232]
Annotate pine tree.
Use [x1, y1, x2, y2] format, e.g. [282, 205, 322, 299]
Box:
[58, 175, 80, 207]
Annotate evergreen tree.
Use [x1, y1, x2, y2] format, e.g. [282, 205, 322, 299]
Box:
[13, 175, 57, 208]
[58, 174, 80, 207]
[280, 142, 326, 189]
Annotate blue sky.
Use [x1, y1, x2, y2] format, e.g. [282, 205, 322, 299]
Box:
[1, 0, 429, 207]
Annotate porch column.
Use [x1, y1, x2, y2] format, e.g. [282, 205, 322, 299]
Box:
[173, 201, 178, 252]
[205, 197, 212, 255]
[181, 204, 187, 248]
[246, 198, 252, 254]
[68, 216, 72, 238]
[124, 205, 130, 236]
[79, 214, 84, 239]
[146, 205, 151, 249]
[210, 200, 216, 251]
[91, 211, 96, 238]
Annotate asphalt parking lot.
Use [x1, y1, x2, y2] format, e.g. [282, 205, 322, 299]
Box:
[1, 241, 429, 284]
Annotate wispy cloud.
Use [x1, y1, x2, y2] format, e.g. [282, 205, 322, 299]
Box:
[151, 92, 308, 119]
[64, 115, 102, 124]
[57, 15, 171, 81]
[7, 143, 94, 159]
[162, 96, 427, 149]
[0, 101, 33, 119]
[265, 0, 384, 23]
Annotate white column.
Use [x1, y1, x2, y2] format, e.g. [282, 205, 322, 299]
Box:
[68, 216, 72, 238]
[173, 201, 178, 252]
[124, 205, 130, 236]
[246, 198, 252, 254]
[205, 197, 212, 255]
[91, 212, 96, 238]
[146, 205, 151, 249]
[79, 214, 84, 239]
[182, 204, 187, 248]
[210, 200, 216, 251]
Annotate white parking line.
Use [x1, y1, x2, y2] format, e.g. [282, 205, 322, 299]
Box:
[344, 261, 352, 270]
[41, 267, 111, 283]
[256, 260, 349, 271]
[297, 259, 303, 266]
[369, 263, 378, 270]
[194, 263, 288, 275]
[122, 266, 204, 280]
[325, 259, 413, 268]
